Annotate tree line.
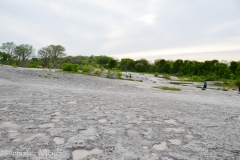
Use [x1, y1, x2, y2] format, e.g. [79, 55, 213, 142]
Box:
[0, 42, 65, 68]
[1, 41, 240, 80]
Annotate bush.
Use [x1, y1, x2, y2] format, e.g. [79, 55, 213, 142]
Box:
[222, 85, 228, 91]
[163, 74, 171, 80]
[12, 63, 17, 68]
[94, 69, 103, 76]
[82, 65, 95, 75]
[234, 79, 240, 87]
[107, 68, 122, 79]
[62, 63, 79, 72]
[205, 74, 220, 81]
[190, 75, 205, 82]
[154, 72, 159, 77]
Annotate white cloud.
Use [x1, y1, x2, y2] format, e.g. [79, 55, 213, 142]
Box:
[0, 0, 240, 61]
[140, 14, 156, 25]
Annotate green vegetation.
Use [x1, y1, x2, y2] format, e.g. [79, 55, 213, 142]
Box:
[153, 86, 181, 91]
[82, 65, 95, 74]
[170, 81, 192, 85]
[1, 41, 240, 82]
[222, 85, 228, 91]
[234, 79, 240, 87]
[107, 68, 122, 79]
[38, 75, 42, 77]
[62, 63, 79, 72]
[163, 74, 171, 80]
[12, 63, 17, 68]
[135, 80, 143, 82]
[154, 72, 159, 77]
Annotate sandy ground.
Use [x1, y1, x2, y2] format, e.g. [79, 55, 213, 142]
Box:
[0, 65, 240, 160]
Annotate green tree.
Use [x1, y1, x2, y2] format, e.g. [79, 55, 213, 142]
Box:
[135, 59, 150, 72]
[38, 47, 51, 68]
[230, 61, 238, 74]
[0, 51, 8, 63]
[108, 58, 118, 69]
[172, 59, 183, 73]
[0, 42, 16, 65]
[120, 58, 135, 70]
[48, 45, 66, 68]
[14, 44, 35, 67]
[135, 63, 145, 72]
[95, 55, 109, 66]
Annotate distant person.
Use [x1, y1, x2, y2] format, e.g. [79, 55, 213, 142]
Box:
[37, 65, 39, 69]
[202, 81, 207, 90]
[125, 73, 129, 78]
[129, 73, 131, 78]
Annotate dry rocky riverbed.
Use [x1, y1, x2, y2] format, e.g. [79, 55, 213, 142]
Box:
[0, 65, 240, 160]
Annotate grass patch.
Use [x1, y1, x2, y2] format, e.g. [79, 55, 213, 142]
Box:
[58, 70, 82, 74]
[38, 75, 42, 77]
[170, 81, 192, 85]
[153, 86, 181, 91]
[53, 76, 59, 79]
[44, 75, 50, 78]
[47, 73, 52, 76]
[153, 81, 156, 83]
[135, 80, 143, 82]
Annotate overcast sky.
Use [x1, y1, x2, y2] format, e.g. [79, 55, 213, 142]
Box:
[1, 0, 240, 62]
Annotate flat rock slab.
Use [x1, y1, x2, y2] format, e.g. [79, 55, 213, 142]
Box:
[0, 66, 240, 159]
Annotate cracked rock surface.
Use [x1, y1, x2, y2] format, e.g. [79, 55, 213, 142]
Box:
[0, 65, 240, 160]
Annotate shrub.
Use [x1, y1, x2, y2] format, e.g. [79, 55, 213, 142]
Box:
[234, 79, 240, 87]
[62, 63, 79, 72]
[82, 65, 95, 75]
[190, 75, 205, 82]
[222, 85, 228, 91]
[163, 74, 171, 80]
[154, 72, 159, 77]
[12, 63, 17, 68]
[94, 69, 103, 76]
[107, 68, 122, 79]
